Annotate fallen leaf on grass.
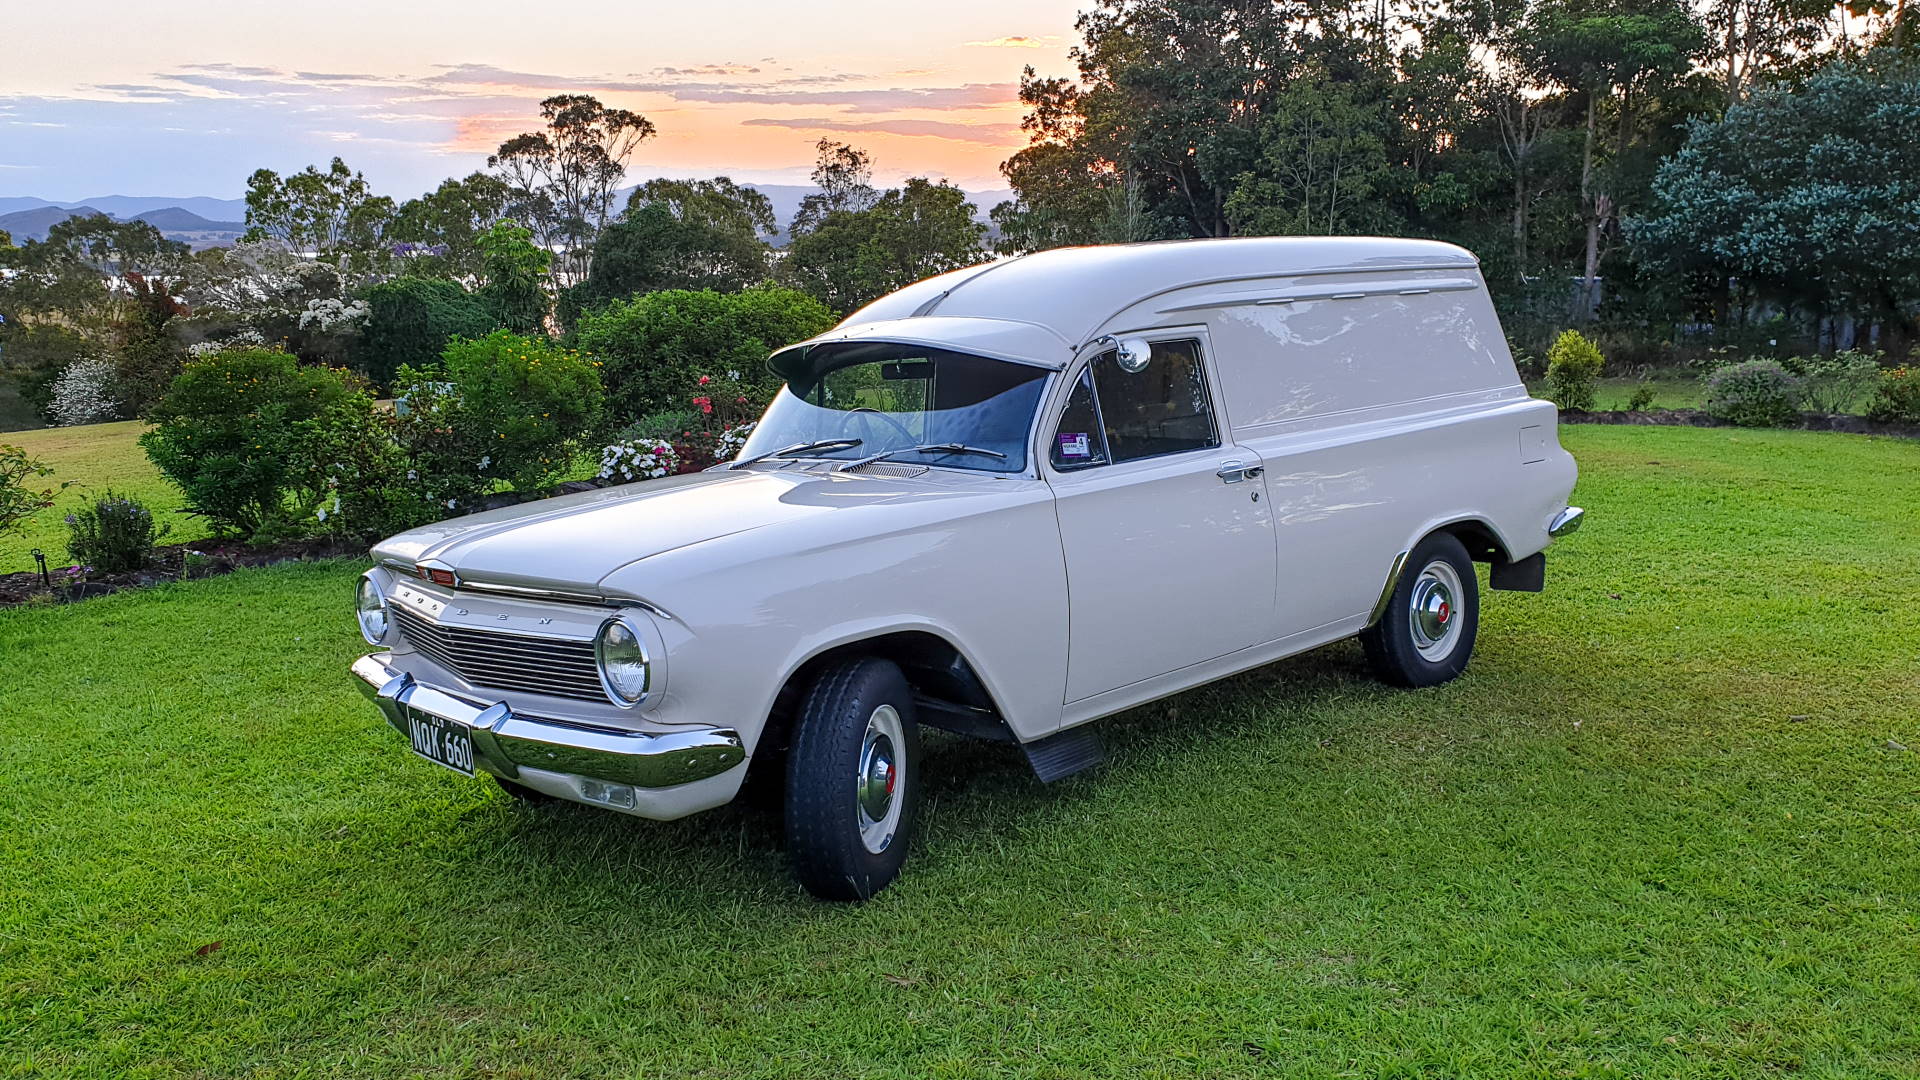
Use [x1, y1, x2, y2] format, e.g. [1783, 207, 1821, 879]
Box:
[1887, 740, 1909, 752]
[882, 974, 918, 988]
[193, 941, 223, 958]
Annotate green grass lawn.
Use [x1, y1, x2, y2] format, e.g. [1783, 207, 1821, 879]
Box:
[0, 420, 210, 575]
[3, 425, 1917, 1078]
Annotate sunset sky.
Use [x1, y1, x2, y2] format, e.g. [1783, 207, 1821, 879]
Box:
[1, 0, 1089, 200]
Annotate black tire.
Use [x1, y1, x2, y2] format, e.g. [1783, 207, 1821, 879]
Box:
[493, 775, 559, 806]
[785, 657, 921, 901]
[1360, 531, 1479, 688]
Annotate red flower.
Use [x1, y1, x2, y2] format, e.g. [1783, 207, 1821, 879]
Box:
[697, 375, 711, 385]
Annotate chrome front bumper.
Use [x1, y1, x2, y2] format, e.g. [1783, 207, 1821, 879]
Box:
[351, 654, 745, 789]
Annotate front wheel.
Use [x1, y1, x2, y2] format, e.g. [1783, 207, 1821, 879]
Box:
[785, 657, 921, 901]
[1360, 532, 1479, 688]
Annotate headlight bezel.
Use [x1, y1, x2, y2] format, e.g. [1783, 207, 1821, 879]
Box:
[355, 573, 389, 645]
[594, 613, 652, 708]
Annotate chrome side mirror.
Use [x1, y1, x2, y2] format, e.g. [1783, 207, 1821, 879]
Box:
[1115, 336, 1152, 373]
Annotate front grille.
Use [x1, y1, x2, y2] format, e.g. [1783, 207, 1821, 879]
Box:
[392, 604, 606, 703]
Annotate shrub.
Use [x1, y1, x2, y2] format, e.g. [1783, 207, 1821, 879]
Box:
[0, 442, 65, 538]
[46, 356, 123, 426]
[573, 286, 836, 422]
[356, 277, 498, 386]
[66, 491, 166, 573]
[393, 330, 605, 508]
[140, 347, 364, 537]
[598, 437, 680, 482]
[1626, 382, 1657, 411]
[1543, 330, 1605, 411]
[1866, 365, 1920, 424]
[1786, 350, 1882, 414]
[1702, 359, 1802, 427]
[288, 397, 438, 541]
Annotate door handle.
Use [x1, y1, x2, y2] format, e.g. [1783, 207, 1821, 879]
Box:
[1216, 460, 1264, 484]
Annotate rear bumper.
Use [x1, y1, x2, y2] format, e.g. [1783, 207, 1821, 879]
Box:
[351, 654, 747, 814]
[1548, 506, 1585, 538]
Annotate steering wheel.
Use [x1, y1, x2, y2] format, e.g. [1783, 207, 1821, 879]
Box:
[848, 406, 915, 444]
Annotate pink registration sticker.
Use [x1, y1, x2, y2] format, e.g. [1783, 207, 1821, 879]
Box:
[1057, 432, 1091, 458]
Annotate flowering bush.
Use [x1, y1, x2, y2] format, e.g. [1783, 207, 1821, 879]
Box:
[1702, 359, 1802, 427]
[598, 437, 680, 482]
[140, 346, 366, 537]
[188, 328, 269, 358]
[1866, 365, 1920, 424]
[1543, 330, 1604, 411]
[393, 330, 605, 507]
[47, 356, 123, 426]
[298, 296, 370, 333]
[65, 491, 167, 574]
[0, 443, 66, 539]
[288, 398, 438, 540]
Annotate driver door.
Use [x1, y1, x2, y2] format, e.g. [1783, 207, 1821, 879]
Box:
[1044, 334, 1278, 703]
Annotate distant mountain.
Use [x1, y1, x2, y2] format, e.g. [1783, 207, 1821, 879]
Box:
[75, 195, 248, 220]
[0, 205, 110, 242]
[132, 207, 245, 232]
[0, 202, 244, 249]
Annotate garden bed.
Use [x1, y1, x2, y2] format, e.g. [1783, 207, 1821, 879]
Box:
[0, 537, 362, 608]
[1561, 407, 1920, 439]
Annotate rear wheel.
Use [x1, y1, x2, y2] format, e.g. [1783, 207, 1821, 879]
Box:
[1361, 532, 1479, 688]
[785, 657, 921, 901]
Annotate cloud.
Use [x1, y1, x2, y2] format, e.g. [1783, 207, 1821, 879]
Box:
[743, 117, 1019, 144]
[962, 35, 1058, 48]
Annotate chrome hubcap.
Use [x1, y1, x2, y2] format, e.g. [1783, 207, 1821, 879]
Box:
[1408, 560, 1464, 662]
[856, 704, 905, 854]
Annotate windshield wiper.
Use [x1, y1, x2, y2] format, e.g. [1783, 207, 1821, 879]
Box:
[836, 443, 1009, 473]
[727, 438, 863, 470]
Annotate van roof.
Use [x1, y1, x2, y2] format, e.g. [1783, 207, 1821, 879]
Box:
[842, 236, 1479, 348]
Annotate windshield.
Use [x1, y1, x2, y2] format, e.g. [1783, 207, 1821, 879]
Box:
[739, 343, 1050, 474]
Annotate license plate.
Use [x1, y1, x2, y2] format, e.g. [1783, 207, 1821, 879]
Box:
[404, 708, 475, 776]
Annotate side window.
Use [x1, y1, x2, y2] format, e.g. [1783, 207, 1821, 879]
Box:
[1091, 338, 1218, 463]
[1049, 368, 1110, 470]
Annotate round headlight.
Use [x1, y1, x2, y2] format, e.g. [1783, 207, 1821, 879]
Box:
[355, 574, 389, 645]
[595, 615, 651, 706]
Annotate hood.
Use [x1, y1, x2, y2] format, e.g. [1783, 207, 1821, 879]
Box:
[370, 467, 989, 596]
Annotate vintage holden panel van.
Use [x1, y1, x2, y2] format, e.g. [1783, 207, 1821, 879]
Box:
[350, 237, 1583, 899]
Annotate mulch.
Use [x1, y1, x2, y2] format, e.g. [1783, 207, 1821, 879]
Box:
[0, 538, 363, 609]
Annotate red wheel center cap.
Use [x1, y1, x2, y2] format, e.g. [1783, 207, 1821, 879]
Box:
[884, 766, 896, 795]
[1437, 602, 1451, 624]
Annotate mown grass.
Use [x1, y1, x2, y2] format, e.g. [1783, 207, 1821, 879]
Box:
[2, 424, 1917, 1078]
[0, 420, 209, 575]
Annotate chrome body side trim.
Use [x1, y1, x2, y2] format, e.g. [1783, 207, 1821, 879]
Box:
[1548, 506, 1585, 538]
[352, 654, 744, 789]
[1366, 550, 1410, 628]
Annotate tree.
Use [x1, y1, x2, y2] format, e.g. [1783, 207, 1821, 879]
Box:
[1631, 55, 1920, 343]
[242, 158, 398, 278]
[782, 178, 987, 314]
[790, 140, 878, 237]
[1512, 0, 1706, 317]
[1225, 68, 1401, 236]
[475, 222, 551, 334]
[489, 95, 655, 285]
[356, 278, 499, 386]
[567, 177, 776, 316]
[389, 172, 515, 280]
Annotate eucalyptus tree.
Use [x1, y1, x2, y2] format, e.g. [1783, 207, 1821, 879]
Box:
[489, 94, 656, 285]
[242, 157, 398, 280]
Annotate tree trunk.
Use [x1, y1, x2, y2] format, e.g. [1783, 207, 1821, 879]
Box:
[1580, 92, 1600, 323]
